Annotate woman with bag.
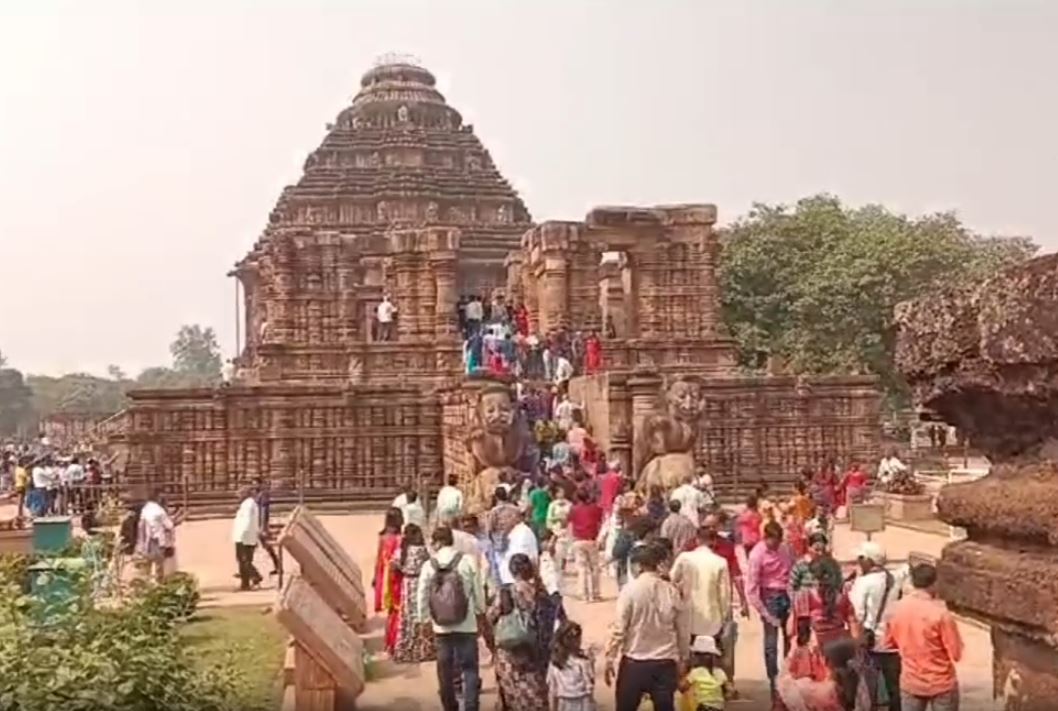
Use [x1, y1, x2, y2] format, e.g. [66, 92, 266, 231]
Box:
[488, 553, 557, 711]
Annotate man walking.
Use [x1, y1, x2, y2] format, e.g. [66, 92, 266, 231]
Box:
[670, 524, 731, 642]
[417, 525, 486, 711]
[605, 543, 689, 711]
[660, 499, 698, 554]
[884, 563, 963, 711]
[568, 490, 604, 601]
[849, 541, 907, 710]
[232, 486, 263, 591]
[745, 521, 794, 701]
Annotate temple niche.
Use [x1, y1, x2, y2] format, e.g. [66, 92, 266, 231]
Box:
[896, 253, 1058, 709]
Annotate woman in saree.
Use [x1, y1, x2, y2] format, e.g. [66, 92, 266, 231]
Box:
[391, 524, 436, 663]
[487, 553, 556, 711]
[373, 507, 404, 653]
[777, 638, 872, 711]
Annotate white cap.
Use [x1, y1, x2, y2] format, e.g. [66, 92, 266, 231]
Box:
[690, 635, 720, 655]
[857, 541, 887, 565]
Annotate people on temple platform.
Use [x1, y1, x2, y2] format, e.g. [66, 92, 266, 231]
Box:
[376, 293, 398, 341]
[464, 293, 484, 336]
[374, 507, 404, 651]
[877, 448, 909, 487]
[392, 523, 437, 664]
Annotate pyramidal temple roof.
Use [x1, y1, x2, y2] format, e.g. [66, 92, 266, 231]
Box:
[244, 58, 532, 289]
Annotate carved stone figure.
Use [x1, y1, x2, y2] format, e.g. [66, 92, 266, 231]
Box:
[351, 115, 362, 129]
[634, 376, 704, 493]
[347, 354, 363, 384]
[397, 104, 409, 122]
[496, 204, 509, 223]
[425, 201, 439, 223]
[376, 201, 389, 223]
[465, 383, 525, 513]
[466, 154, 481, 171]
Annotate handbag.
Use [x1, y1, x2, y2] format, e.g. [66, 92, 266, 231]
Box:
[494, 606, 536, 650]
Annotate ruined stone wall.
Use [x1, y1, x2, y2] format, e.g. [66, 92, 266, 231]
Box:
[123, 384, 442, 505]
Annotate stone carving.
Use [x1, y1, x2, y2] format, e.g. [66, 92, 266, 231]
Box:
[425, 201, 439, 222]
[496, 204, 509, 223]
[465, 383, 525, 513]
[347, 354, 363, 384]
[376, 200, 389, 223]
[635, 376, 704, 492]
[352, 115, 362, 129]
[895, 253, 1058, 707]
[397, 104, 409, 122]
[466, 154, 481, 171]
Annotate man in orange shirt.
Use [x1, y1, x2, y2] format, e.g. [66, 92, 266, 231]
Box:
[883, 563, 964, 711]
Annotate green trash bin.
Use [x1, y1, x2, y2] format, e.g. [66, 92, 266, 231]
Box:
[32, 516, 72, 554]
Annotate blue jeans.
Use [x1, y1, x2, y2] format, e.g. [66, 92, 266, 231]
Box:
[761, 589, 791, 686]
[436, 632, 480, 711]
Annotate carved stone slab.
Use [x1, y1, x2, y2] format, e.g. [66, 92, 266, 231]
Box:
[279, 506, 367, 631]
[275, 574, 365, 700]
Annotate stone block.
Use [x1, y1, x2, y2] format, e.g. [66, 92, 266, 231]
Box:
[879, 492, 934, 522]
[275, 574, 365, 702]
[279, 506, 367, 631]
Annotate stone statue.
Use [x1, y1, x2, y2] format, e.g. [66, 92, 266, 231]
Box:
[634, 376, 704, 493]
[465, 383, 525, 513]
[425, 201, 439, 223]
[352, 115, 363, 129]
[496, 204, 509, 223]
[397, 105, 409, 122]
[347, 354, 363, 384]
[466, 154, 481, 171]
[376, 201, 389, 223]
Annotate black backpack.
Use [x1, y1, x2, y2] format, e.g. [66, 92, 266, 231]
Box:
[428, 553, 469, 626]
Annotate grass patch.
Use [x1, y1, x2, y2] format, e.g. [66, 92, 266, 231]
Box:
[182, 606, 287, 711]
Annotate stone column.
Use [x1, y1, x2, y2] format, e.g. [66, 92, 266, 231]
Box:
[392, 252, 416, 341]
[432, 244, 459, 340]
[539, 255, 568, 335]
[628, 370, 663, 479]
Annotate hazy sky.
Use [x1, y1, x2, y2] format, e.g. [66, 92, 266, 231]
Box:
[2, 1, 1056, 376]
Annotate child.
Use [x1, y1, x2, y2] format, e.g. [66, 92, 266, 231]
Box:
[547, 620, 596, 711]
[679, 635, 730, 711]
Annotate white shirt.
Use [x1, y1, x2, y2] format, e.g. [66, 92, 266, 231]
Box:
[553, 357, 574, 382]
[65, 463, 85, 483]
[671, 483, 705, 528]
[32, 466, 49, 489]
[436, 485, 464, 519]
[670, 546, 732, 637]
[877, 456, 908, 483]
[499, 521, 539, 585]
[392, 493, 408, 510]
[555, 400, 576, 430]
[539, 551, 561, 596]
[401, 501, 426, 529]
[140, 500, 174, 545]
[377, 299, 396, 323]
[232, 497, 260, 545]
[465, 300, 483, 321]
[849, 565, 910, 652]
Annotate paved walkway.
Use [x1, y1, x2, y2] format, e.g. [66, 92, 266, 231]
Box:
[170, 514, 995, 711]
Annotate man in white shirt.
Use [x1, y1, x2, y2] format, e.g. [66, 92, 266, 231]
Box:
[392, 484, 412, 511]
[65, 456, 86, 513]
[554, 393, 578, 432]
[553, 355, 574, 384]
[499, 512, 539, 586]
[435, 475, 464, 526]
[232, 487, 263, 590]
[850, 541, 908, 707]
[464, 295, 484, 335]
[670, 525, 732, 640]
[401, 490, 427, 530]
[877, 449, 909, 486]
[671, 473, 706, 528]
[376, 294, 397, 342]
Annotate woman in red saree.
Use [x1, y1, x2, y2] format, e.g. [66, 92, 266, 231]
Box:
[838, 462, 869, 508]
[514, 303, 530, 336]
[373, 507, 404, 653]
[584, 331, 603, 374]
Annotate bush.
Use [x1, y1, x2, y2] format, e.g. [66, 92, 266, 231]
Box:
[0, 565, 238, 711]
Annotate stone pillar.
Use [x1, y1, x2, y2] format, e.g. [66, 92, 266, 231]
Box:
[430, 229, 460, 340]
[392, 252, 416, 341]
[628, 370, 663, 478]
[539, 254, 568, 335]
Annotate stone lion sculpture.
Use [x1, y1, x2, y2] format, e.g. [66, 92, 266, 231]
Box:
[465, 383, 525, 513]
[634, 376, 705, 493]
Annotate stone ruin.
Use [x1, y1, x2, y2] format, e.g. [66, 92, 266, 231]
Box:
[896, 253, 1058, 709]
[112, 59, 882, 510]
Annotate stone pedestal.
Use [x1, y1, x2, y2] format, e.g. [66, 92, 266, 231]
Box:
[879, 492, 934, 521]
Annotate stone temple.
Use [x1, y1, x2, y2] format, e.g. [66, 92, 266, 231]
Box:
[110, 59, 880, 510]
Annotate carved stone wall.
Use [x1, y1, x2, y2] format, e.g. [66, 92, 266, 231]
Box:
[123, 384, 441, 506]
[896, 253, 1058, 709]
[570, 371, 880, 501]
[509, 204, 738, 376]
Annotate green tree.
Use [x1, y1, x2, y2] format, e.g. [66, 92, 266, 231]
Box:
[107, 364, 128, 382]
[170, 325, 223, 385]
[135, 366, 183, 389]
[0, 349, 7, 368]
[0, 367, 33, 436]
[718, 194, 1036, 405]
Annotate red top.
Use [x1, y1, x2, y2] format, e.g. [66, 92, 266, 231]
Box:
[707, 537, 742, 578]
[737, 509, 763, 548]
[569, 502, 604, 541]
[599, 471, 623, 514]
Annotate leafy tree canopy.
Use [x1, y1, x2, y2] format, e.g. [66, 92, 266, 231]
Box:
[718, 194, 1037, 406]
[0, 368, 33, 437]
[170, 324, 223, 386]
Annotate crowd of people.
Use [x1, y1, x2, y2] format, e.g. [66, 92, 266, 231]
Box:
[369, 432, 961, 711]
[1, 433, 113, 523]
